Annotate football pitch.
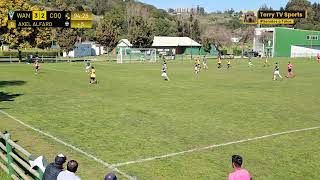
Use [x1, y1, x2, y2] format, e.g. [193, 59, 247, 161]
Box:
[0, 58, 319, 179]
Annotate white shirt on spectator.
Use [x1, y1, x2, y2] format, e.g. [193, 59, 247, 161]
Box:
[57, 170, 81, 180]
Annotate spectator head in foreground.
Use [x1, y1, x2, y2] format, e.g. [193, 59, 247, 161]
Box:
[55, 154, 67, 166]
[105, 172, 117, 180]
[42, 154, 66, 180]
[232, 155, 243, 168]
[67, 160, 79, 173]
[228, 155, 251, 180]
[57, 160, 81, 180]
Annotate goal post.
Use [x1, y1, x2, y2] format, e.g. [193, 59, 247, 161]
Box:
[117, 47, 157, 63]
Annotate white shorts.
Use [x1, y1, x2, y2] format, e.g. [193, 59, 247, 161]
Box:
[274, 70, 280, 75]
[162, 72, 167, 77]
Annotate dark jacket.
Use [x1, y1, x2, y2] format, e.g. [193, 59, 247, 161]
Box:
[42, 163, 63, 180]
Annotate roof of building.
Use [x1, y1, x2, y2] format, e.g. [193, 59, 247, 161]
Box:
[117, 39, 133, 47]
[152, 36, 201, 47]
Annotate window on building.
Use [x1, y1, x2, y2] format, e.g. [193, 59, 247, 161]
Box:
[306, 35, 319, 40]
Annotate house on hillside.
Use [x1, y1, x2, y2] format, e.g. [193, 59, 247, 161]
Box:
[253, 27, 320, 57]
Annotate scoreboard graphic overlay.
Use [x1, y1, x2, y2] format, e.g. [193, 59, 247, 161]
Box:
[8, 11, 92, 28]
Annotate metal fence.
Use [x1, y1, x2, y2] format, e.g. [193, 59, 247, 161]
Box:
[0, 132, 44, 180]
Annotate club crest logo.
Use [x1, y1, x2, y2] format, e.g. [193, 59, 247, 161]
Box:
[8, 10, 15, 20]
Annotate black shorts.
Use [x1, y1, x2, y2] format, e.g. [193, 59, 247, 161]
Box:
[36, 66, 39, 70]
[288, 69, 292, 72]
[90, 77, 95, 80]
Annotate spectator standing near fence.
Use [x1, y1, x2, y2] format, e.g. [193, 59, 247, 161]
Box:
[43, 154, 66, 180]
[317, 53, 320, 63]
[228, 155, 251, 180]
[57, 160, 81, 180]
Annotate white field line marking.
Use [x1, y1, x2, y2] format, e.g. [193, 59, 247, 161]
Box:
[112, 126, 320, 167]
[0, 110, 135, 180]
[45, 67, 79, 73]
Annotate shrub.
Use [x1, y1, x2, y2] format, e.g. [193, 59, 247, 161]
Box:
[0, 50, 61, 57]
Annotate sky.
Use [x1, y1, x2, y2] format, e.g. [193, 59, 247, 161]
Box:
[139, 0, 319, 12]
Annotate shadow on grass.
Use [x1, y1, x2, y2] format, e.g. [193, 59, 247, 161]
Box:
[0, 80, 26, 108]
[0, 80, 25, 88]
[0, 92, 23, 102]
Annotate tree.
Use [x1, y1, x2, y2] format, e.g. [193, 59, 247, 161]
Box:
[128, 16, 153, 48]
[182, 22, 190, 37]
[56, 28, 77, 56]
[191, 19, 201, 42]
[202, 38, 211, 53]
[260, 4, 272, 10]
[0, 0, 35, 48]
[96, 20, 119, 53]
[168, 8, 175, 13]
[225, 17, 244, 30]
[176, 20, 184, 37]
[235, 27, 255, 57]
[153, 18, 174, 36]
[285, 0, 311, 10]
[204, 26, 232, 54]
[105, 6, 127, 35]
[196, 5, 200, 14]
[199, 7, 205, 15]
[35, 28, 52, 49]
[285, 0, 314, 30]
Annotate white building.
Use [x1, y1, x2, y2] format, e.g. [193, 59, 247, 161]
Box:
[63, 41, 105, 57]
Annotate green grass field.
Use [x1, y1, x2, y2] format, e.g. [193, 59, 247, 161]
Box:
[0, 58, 319, 179]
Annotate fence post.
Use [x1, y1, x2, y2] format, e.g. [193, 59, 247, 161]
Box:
[36, 167, 44, 180]
[4, 133, 15, 177]
[10, 55, 12, 63]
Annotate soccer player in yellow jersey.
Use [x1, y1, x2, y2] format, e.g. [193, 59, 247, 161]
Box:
[217, 56, 222, 69]
[195, 57, 200, 65]
[34, 60, 40, 74]
[263, 55, 269, 67]
[227, 60, 231, 69]
[194, 57, 201, 73]
[89, 66, 97, 84]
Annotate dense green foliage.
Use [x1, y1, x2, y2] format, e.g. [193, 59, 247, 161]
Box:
[0, 49, 61, 57]
[128, 16, 153, 48]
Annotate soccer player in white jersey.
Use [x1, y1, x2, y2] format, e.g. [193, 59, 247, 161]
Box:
[161, 62, 169, 81]
[273, 62, 283, 81]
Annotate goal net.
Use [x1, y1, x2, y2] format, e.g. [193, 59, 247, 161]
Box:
[117, 47, 157, 63]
